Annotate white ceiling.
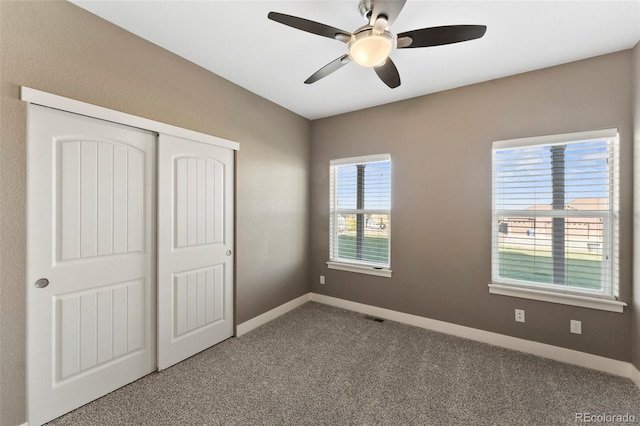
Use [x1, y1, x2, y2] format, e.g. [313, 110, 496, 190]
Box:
[72, 1, 640, 120]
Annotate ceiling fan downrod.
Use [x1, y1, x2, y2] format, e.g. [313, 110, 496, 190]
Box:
[358, 0, 375, 20]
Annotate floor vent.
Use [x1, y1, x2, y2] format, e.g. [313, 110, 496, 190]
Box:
[364, 315, 385, 323]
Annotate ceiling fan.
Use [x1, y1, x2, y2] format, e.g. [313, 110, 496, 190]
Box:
[268, 0, 487, 89]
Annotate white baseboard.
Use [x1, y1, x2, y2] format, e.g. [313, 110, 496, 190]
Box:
[309, 293, 639, 384]
[234, 292, 640, 389]
[630, 363, 640, 389]
[236, 293, 310, 337]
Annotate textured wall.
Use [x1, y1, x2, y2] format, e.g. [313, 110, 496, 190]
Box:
[0, 1, 310, 424]
[632, 42, 640, 372]
[311, 51, 633, 363]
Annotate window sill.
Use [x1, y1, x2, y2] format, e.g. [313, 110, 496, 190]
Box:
[488, 283, 626, 313]
[327, 261, 392, 278]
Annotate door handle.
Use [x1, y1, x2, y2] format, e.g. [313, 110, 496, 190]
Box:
[226, 250, 232, 256]
[35, 278, 49, 288]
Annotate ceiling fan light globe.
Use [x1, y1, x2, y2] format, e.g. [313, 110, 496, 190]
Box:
[349, 32, 392, 67]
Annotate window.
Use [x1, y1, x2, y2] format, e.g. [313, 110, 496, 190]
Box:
[328, 154, 391, 277]
[489, 129, 625, 312]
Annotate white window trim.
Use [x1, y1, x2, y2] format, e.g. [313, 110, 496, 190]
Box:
[490, 128, 623, 311]
[327, 261, 392, 278]
[488, 283, 626, 313]
[329, 153, 391, 275]
[492, 128, 617, 150]
[330, 153, 391, 167]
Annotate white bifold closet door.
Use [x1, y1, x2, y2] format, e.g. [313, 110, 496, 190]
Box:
[157, 134, 234, 370]
[27, 105, 157, 426]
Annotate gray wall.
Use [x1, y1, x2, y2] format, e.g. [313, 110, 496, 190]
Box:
[0, 2, 310, 424]
[311, 51, 633, 363]
[633, 42, 640, 371]
[0, 1, 637, 424]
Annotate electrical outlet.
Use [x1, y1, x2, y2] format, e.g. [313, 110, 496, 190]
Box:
[570, 320, 582, 335]
[515, 309, 525, 323]
[319, 275, 325, 285]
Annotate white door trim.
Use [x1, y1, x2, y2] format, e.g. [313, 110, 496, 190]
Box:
[20, 86, 239, 151]
[22, 87, 239, 424]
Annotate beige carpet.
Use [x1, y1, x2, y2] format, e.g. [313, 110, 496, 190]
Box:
[48, 302, 640, 425]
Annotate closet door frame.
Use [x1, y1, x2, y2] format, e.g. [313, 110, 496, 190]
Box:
[22, 86, 239, 424]
[21, 87, 239, 152]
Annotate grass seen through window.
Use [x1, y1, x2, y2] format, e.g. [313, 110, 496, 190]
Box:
[337, 234, 389, 265]
[498, 249, 602, 290]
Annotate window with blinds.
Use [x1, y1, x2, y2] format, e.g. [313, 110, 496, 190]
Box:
[329, 154, 391, 270]
[491, 129, 619, 298]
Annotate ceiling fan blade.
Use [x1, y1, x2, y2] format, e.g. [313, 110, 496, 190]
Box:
[305, 55, 352, 84]
[374, 58, 401, 89]
[397, 25, 487, 48]
[268, 12, 351, 41]
[369, 0, 407, 27]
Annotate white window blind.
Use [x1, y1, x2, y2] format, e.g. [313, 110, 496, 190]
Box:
[330, 154, 391, 269]
[491, 129, 619, 299]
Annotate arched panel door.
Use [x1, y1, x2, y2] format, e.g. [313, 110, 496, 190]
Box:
[157, 134, 234, 370]
[27, 105, 156, 425]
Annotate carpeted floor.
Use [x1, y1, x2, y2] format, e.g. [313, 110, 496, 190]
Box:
[48, 302, 640, 425]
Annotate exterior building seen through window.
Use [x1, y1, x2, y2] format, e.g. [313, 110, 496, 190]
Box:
[491, 129, 619, 301]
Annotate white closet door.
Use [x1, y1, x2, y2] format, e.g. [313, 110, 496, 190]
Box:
[27, 105, 156, 425]
[157, 134, 234, 370]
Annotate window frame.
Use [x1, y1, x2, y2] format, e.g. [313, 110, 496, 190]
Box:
[488, 129, 626, 312]
[327, 153, 392, 277]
